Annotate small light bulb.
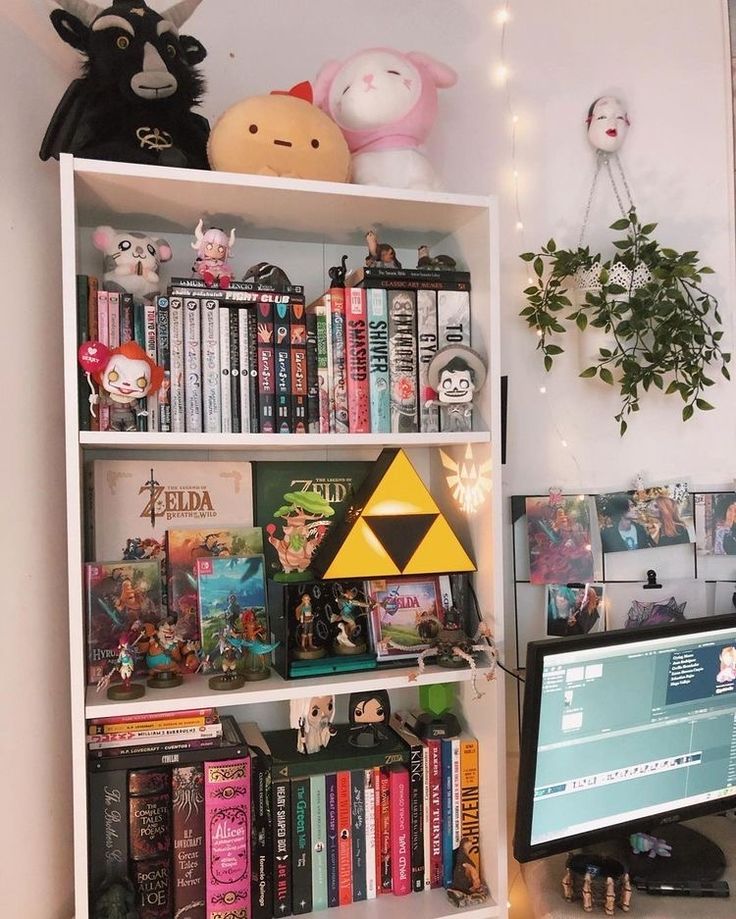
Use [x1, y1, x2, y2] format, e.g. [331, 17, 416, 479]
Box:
[539, 386, 546, 394]
[536, 329, 543, 337]
[515, 220, 524, 231]
[496, 9, 510, 25]
[513, 169, 519, 179]
[512, 114, 520, 124]
[561, 440, 568, 448]
[496, 64, 509, 83]
[527, 276, 534, 285]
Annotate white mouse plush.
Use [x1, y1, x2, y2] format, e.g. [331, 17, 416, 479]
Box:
[314, 48, 457, 191]
[92, 226, 173, 299]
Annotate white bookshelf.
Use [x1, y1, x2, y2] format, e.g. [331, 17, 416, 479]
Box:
[60, 154, 507, 919]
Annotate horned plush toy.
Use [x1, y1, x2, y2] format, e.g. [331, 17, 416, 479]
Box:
[40, 0, 210, 168]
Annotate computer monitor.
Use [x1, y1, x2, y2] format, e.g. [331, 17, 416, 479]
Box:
[514, 614, 736, 863]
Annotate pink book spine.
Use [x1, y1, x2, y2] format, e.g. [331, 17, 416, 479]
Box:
[107, 291, 120, 348]
[428, 739, 443, 888]
[345, 288, 370, 433]
[204, 757, 250, 919]
[96, 291, 110, 431]
[389, 766, 411, 896]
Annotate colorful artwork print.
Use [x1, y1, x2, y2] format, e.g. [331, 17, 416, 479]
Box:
[546, 584, 604, 637]
[167, 526, 264, 643]
[695, 493, 736, 555]
[367, 576, 443, 659]
[525, 495, 595, 586]
[596, 484, 694, 553]
[624, 596, 687, 629]
[85, 560, 162, 683]
[196, 556, 268, 666]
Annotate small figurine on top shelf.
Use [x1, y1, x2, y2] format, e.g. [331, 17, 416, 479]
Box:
[191, 220, 236, 288]
[96, 630, 145, 701]
[365, 230, 402, 269]
[348, 690, 391, 748]
[417, 245, 457, 270]
[243, 261, 293, 291]
[290, 695, 337, 754]
[78, 341, 165, 432]
[425, 344, 487, 434]
[330, 582, 372, 655]
[92, 226, 172, 299]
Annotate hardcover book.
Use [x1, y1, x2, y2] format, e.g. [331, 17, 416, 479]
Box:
[389, 766, 411, 896]
[167, 525, 263, 644]
[388, 715, 425, 892]
[204, 758, 251, 919]
[238, 722, 273, 919]
[128, 768, 172, 919]
[272, 775, 292, 916]
[367, 577, 442, 662]
[88, 770, 129, 907]
[350, 769, 366, 901]
[253, 461, 370, 582]
[387, 289, 419, 433]
[172, 763, 206, 918]
[326, 773, 338, 908]
[336, 771, 353, 906]
[85, 559, 162, 684]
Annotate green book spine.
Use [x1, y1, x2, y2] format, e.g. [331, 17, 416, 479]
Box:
[309, 775, 328, 912]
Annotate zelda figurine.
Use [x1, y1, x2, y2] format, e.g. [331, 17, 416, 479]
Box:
[95, 630, 145, 701]
[144, 617, 186, 688]
[348, 690, 390, 748]
[293, 591, 327, 659]
[240, 608, 279, 681]
[330, 583, 371, 655]
[205, 624, 246, 691]
[426, 345, 487, 433]
[290, 695, 337, 754]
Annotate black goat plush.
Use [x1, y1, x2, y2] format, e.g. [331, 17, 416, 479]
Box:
[40, 0, 210, 169]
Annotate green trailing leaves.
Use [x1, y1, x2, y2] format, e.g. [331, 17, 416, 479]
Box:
[518, 208, 728, 434]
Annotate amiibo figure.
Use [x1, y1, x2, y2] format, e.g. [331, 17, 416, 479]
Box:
[96, 630, 145, 701]
[290, 695, 337, 754]
[143, 616, 200, 688]
[191, 220, 236, 288]
[205, 624, 246, 691]
[330, 583, 371, 655]
[348, 690, 391, 748]
[293, 591, 327, 659]
[240, 608, 279, 681]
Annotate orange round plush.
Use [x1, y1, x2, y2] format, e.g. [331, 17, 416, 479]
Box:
[208, 81, 351, 182]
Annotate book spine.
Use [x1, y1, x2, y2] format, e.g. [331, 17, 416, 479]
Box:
[107, 291, 120, 348]
[387, 289, 418, 433]
[417, 289, 439, 433]
[97, 290, 110, 431]
[128, 768, 172, 919]
[218, 307, 232, 434]
[250, 746, 273, 919]
[89, 713, 213, 734]
[172, 763, 206, 918]
[305, 305, 319, 433]
[372, 767, 382, 895]
[87, 276, 100, 431]
[257, 300, 275, 433]
[201, 298, 222, 434]
[408, 739, 425, 892]
[389, 766, 411, 896]
[459, 738, 481, 883]
[184, 297, 202, 432]
[437, 289, 472, 432]
[143, 299, 158, 432]
[133, 301, 145, 349]
[289, 299, 308, 434]
[363, 769, 376, 900]
[238, 308, 252, 435]
[350, 769, 366, 901]
[169, 296, 186, 433]
[336, 771, 353, 906]
[325, 773, 338, 908]
[309, 774, 328, 912]
[291, 777, 312, 915]
[121, 293, 134, 344]
[88, 737, 221, 761]
[422, 746, 430, 890]
[345, 288, 370, 433]
[228, 308, 241, 434]
[247, 307, 259, 432]
[88, 724, 223, 749]
[379, 767, 391, 893]
[441, 739, 454, 887]
[329, 286, 348, 433]
[204, 758, 250, 919]
[272, 777, 291, 917]
[155, 296, 171, 433]
[88, 770, 128, 902]
[314, 303, 330, 433]
[451, 738, 461, 851]
[428, 739, 442, 889]
[366, 288, 390, 434]
[76, 275, 90, 430]
[274, 301, 291, 433]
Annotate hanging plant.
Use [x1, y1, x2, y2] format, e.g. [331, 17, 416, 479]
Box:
[519, 209, 730, 435]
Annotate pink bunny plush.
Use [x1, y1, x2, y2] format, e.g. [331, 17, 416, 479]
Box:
[314, 48, 457, 190]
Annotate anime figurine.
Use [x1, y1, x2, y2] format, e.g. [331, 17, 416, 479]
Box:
[205, 624, 246, 690]
[365, 230, 401, 269]
[330, 583, 371, 655]
[78, 341, 165, 432]
[425, 345, 487, 434]
[446, 837, 489, 908]
[95, 630, 145, 700]
[191, 220, 236, 288]
[293, 591, 328, 659]
[290, 695, 337, 754]
[348, 690, 390, 748]
[240, 608, 279, 681]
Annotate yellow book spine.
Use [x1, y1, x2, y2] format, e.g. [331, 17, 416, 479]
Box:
[459, 738, 481, 874]
[88, 715, 208, 734]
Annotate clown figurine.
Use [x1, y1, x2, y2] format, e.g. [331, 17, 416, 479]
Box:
[425, 345, 487, 433]
[78, 340, 165, 432]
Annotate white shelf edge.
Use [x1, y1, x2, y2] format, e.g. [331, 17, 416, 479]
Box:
[85, 661, 496, 718]
[79, 431, 492, 450]
[69, 155, 493, 210]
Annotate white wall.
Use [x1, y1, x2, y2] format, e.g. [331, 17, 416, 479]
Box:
[1, 1, 732, 915]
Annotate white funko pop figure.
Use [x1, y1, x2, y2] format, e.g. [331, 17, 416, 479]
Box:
[586, 96, 630, 153]
[426, 345, 487, 433]
[289, 695, 337, 755]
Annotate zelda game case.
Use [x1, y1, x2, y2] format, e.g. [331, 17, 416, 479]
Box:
[253, 461, 370, 582]
[85, 559, 163, 684]
[367, 576, 443, 662]
[196, 555, 268, 662]
[167, 525, 263, 644]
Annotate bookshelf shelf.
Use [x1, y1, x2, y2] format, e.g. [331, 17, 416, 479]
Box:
[85, 661, 497, 719]
[61, 153, 507, 918]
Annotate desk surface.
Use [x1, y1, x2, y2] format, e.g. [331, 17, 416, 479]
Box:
[520, 816, 736, 919]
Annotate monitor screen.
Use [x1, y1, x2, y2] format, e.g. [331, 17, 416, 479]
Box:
[514, 615, 736, 862]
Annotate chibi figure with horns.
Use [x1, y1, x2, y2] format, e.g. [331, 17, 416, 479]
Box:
[191, 219, 236, 288]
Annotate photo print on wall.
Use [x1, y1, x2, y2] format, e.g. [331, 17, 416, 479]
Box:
[695, 493, 736, 555]
[605, 579, 706, 631]
[546, 583, 605, 637]
[525, 494, 595, 585]
[596, 483, 694, 554]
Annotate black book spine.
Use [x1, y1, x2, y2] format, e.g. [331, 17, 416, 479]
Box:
[247, 306, 259, 432]
[251, 747, 273, 919]
[290, 777, 312, 914]
[408, 742, 425, 891]
[350, 769, 366, 901]
[274, 301, 291, 433]
[76, 274, 90, 431]
[229, 308, 241, 433]
[305, 306, 319, 433]
[88, 769, 129, 908]
[326, 772, 339, 907]
[272, 777, 292, 917]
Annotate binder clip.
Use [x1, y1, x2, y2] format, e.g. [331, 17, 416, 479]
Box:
[643, 570, 661, 590]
